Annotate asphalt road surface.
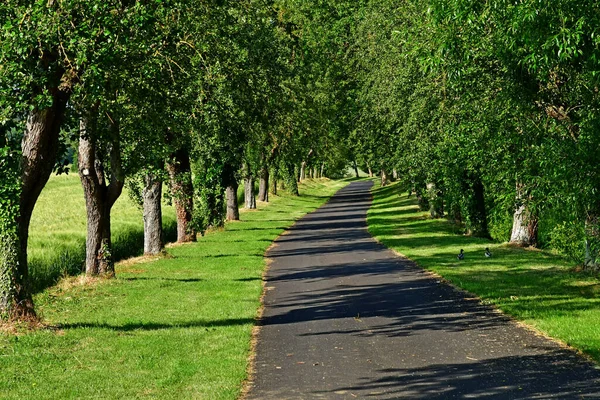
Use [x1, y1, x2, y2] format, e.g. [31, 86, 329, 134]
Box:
[246, 180, 600, 399]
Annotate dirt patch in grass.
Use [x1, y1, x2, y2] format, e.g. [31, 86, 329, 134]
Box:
[54, 275, 103, 292]
[116, 252, 172, 269]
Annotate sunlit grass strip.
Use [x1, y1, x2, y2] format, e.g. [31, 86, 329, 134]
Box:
[0, 178, 349, 399]
[367, 182, 600, 363]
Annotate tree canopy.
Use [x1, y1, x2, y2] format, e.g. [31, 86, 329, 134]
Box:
[2, 0, 600, 319]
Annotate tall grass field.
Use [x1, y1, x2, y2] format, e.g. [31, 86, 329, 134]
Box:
[1, 175, 348, 399]
[368, 182, 600, 363]
[28, 174, 178, 292]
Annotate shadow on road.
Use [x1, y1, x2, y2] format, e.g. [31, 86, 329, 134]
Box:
[249, 181, 600, 399]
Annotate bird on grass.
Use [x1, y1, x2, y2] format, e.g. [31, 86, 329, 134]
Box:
[457, 249, 464, 260]
[485, 248, 492, 258]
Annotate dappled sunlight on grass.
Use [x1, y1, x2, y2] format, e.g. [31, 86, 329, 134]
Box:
[368, 182, 600, 364]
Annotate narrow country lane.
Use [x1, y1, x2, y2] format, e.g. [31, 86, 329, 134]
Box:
[247, 181, 600, 399]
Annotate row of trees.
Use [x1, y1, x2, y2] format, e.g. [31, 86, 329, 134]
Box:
[349, 0, 600, 266]
[3, 0, 600, 320]
[264, 0, 600, 269]
[0, 0, 352, 320]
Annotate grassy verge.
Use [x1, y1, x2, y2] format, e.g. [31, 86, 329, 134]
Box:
[368, 182, 600, 363]
[0, 178, 348, 399]
[28, 174, 177, 292]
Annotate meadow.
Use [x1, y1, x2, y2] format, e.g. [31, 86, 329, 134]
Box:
[368, 182, 600, 363]
[28, 173, 177, 292]
[1, 174, 348, 399]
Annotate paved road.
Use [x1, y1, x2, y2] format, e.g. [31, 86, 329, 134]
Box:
[247, 181, 600, 399]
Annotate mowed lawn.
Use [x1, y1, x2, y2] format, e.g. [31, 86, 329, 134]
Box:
[0, 176, 348, 399]
[368, 182, 600, 363]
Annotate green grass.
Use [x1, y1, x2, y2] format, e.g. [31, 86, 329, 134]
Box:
[0, 177, 348, 399]
[28, 173, 178, 292]
[368, 182, 600, 363]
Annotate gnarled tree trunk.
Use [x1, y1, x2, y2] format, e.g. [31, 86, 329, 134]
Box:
[167, 149, 195, 242]
[2, 82, 71, 318]
[509, 182, 538, 247]
[143, 172, 163, 255]
[78, 112, 124, 277]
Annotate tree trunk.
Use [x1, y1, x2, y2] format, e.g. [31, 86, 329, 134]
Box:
[414, 183, 429, 211]
[258, 165, 269, 202]
[244, 176, 256, 209]
[143, 172, 163, 255]
[0, 229, 20, 319]
[167, 149, 195, 242]
[584, 213, 599, 271]
[392, 169, 398, 181]
[270, 166, 278, 196]
[3, 85, 71, 318]
[287, 163, 299, 196]
[464, 173, 490, 238]
[321, 162, 325, 178]
[427, 182, 444, 218]
[381, 169, 388, 187]
[78, 113, 124, 277]
[509, 182, 538, 247]
[353, 160, 359, 178]
[450, 203, 463, 225]
[299, 161, 306, 181]
[226, 184, 240, 221]
[243, 161, 256, 209]
[271, 178, 278, 195]
[367, 163, 373, 177]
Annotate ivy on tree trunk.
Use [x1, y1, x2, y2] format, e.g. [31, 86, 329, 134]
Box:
[3, 83, 71, 318]
[167, 149, 195, 243]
